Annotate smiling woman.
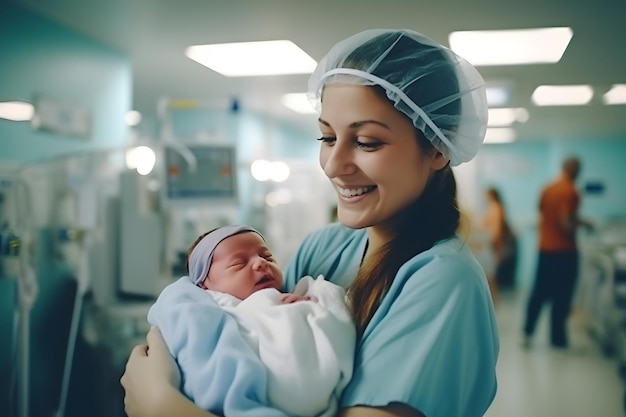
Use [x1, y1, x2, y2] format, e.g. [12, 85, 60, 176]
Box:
[121, 28, 498, 417]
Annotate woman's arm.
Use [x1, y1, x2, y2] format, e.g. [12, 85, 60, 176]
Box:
[120, 327, 218, 417]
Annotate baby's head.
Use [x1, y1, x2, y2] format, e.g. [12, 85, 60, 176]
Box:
[187, 225, 283, 300]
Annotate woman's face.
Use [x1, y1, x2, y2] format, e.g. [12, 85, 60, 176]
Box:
[318, 84, 447, 231]
[201, 232, 283, 300]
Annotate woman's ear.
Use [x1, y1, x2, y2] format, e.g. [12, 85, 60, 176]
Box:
[430, 151, 449, 171]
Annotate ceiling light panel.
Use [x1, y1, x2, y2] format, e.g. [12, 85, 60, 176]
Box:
[485, 86, 510, 106]
[449, 27, 573, 66]
[532, 85, 593, 106]
[186, 40, 317, 77]
[484, 128, 516, 144]
[281, 93, 316, 114]
[0, 101, 34, 121]
[603, 84, 626, 105]
[488, 108, 529, 126]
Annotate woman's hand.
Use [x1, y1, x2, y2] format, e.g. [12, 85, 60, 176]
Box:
[120, 327, 181, 417]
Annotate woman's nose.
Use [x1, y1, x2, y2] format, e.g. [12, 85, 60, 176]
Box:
[321, 143, 355, 178]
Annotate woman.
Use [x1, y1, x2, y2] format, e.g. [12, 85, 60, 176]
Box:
[481, 187, 517, 298]
[121, 28, 499, 417]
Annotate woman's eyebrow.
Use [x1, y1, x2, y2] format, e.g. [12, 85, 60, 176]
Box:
[318, 118, 391, 130]
[349, 120, 390, 130]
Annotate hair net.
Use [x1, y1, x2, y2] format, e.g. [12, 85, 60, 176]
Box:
[188, 225, 264, 285]
[308, 28, 488, 166]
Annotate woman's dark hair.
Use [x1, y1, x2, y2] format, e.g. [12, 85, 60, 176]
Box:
[342, 32, 462, 338]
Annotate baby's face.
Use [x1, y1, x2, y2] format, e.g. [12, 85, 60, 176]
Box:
[202, 231, 283, 299]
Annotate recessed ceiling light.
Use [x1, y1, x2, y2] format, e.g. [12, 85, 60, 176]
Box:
[449, 27, 573, 66]
[186, 40, 317, 77]
[486, 86, 510, 106]
[0, 101, 34, 121]
[281, 93, 316, 114]
[603, 84, 626, 105]
[488, 108, 529, 126]
[532, 85, 593, 106]
[126, 110, 142, 126]
[484, 127, 516, 144]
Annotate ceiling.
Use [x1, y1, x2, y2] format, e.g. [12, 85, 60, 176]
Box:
[11, 0, 626, 142]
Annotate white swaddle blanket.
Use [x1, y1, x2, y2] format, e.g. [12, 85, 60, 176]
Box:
[148, 274, 355, 417]
[209, 275, 355, 417]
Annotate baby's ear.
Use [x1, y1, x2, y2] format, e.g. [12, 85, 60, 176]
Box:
[198, 277, 209, 290]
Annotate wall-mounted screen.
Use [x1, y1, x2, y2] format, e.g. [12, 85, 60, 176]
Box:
[164, 145, 237, 202]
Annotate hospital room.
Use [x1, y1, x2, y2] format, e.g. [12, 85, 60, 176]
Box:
[2, 0, 626, 416]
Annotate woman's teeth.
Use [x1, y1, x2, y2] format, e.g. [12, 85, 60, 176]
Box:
[337, 186, 375, 197]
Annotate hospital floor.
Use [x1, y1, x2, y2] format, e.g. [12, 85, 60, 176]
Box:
[484, 290, 625, 417]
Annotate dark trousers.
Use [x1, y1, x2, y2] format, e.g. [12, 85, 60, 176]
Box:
[523, 251, 579, 347]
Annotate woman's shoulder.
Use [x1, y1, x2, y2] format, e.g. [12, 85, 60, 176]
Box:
[400, 236, 487, 289]
[296, 223, 367, 258]
[285, 224, 366, 290]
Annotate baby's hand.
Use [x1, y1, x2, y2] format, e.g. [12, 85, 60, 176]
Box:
[280, 293, 318, 304]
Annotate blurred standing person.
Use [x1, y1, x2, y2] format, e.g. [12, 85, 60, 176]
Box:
[481, 187, 517, 306]
[523, 156, 592, 348]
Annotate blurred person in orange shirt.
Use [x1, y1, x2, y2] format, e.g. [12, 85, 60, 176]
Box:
[522, 156, 593, 348]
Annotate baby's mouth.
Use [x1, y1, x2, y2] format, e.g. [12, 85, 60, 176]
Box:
[256, 275, 274, 287]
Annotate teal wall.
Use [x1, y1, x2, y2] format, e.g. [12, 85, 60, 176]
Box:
[166, 105, 317, 161]
[0, 3, 132, 163]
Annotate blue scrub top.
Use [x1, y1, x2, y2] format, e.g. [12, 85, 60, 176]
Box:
[283, 223, 499, 417]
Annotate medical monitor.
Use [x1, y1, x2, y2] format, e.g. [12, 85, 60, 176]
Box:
[163, 144, 238, 204]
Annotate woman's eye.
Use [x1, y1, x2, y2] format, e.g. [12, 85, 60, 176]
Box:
[356, 138, 383, 151]
[316, 136, 336, 145]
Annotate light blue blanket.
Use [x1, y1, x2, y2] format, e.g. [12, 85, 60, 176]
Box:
[147, 276, 287, 417]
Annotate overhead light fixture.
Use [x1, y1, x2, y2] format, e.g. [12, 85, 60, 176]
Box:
[126, 146, 156, 176]
[484, 127, 516, 144]
[532, 85, 593, 106]
[486, 86, 510, 106]
[250, 159, 290, 182]
[281, 93, 316, 114]
[266, 189, 293, 207]
[488, 108, 529, 126]
[603, 84, 626, 105]
[126, 110, 142, 126]
[0, 101, 34, 121]
[449, 27, 573, 66]
[186, 40, 317, 77]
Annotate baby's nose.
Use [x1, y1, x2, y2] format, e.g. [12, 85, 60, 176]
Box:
[252, 256, 269, 270]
